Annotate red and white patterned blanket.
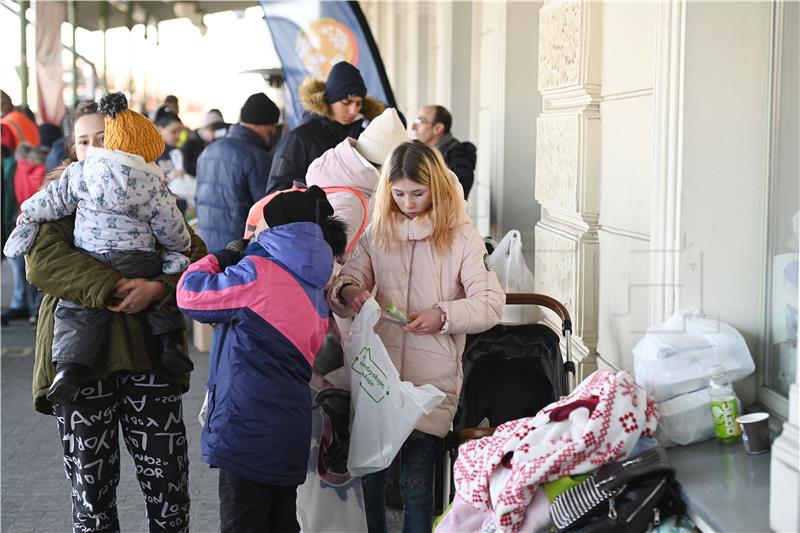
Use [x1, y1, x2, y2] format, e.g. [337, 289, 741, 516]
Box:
[452, 370, 658, 533]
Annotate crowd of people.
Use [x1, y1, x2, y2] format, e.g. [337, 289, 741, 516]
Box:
[1, 60, 495, 533]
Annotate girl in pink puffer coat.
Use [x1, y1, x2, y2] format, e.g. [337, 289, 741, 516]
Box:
[329, 140, 505, 533]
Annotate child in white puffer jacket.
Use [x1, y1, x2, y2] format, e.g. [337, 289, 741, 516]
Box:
[3, 92, 193, 405]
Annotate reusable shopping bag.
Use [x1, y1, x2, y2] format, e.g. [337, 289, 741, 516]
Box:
[297, 387, 367, 533]
[633, 310, 755, 402]
[488, 230, 542, 324]
[345, 298, 445, 477]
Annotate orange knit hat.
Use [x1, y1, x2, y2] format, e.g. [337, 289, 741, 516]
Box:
[98, 92, 165, 163]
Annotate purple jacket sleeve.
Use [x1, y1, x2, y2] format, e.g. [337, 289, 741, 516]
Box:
[177, 253, 258, 323]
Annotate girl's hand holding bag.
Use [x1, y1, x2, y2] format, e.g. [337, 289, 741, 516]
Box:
[345, 298, 445, 476]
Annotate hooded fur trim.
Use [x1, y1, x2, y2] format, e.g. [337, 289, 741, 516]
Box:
[298, 78, 385, 121]
[14, 142, 49, 164]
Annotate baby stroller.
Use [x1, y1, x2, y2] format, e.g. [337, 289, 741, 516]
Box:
[438, 292, 576, 511]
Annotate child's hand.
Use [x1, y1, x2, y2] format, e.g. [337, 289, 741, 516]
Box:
[310, 372, 333, 391]
[225, 238, 250, 254]
[341, 285, 370, 312]
[404, 308, 445, 335]
[212, 249, 243, 269]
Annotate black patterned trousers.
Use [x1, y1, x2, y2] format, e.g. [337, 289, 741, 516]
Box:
[54, 373, 190, 533]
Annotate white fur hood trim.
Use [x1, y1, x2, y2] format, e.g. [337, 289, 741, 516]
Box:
[86, 146, 164, 177]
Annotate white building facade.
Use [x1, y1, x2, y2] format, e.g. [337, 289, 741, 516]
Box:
[361, 1, 798, 530]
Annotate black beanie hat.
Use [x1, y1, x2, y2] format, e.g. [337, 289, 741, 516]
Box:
[240, 93, 280, 125]
[324, 61, 367, 104]
[263, 185, 334, 228]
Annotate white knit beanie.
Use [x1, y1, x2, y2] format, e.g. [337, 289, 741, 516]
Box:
[356, 108, 409, 165]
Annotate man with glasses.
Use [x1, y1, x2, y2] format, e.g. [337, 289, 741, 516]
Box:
[412, 105, 476, 198]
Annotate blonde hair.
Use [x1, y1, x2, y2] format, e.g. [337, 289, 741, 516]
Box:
[371, 140, 462, 255]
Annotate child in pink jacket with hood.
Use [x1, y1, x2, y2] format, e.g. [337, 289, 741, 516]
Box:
[305, 107, 409, 264]
[329, 140, 505, 533]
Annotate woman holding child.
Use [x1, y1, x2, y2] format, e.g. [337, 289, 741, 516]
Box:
[23, 96, 205, 533]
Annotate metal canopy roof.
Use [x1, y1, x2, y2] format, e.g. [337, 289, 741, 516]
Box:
[55, 1, 257, 31]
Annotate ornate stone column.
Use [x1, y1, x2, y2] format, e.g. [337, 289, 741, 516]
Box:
[535, 0, 601, 381]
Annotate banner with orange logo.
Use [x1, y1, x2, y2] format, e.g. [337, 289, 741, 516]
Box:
[260, 0, 396, 129]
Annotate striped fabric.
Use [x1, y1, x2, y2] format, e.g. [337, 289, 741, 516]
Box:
[550, 475, 624, 531]
[452, 371, 659, 533]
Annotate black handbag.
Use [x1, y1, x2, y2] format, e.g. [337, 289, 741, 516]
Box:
[550, 446, 685, 533]
[594, 445, 672, 491]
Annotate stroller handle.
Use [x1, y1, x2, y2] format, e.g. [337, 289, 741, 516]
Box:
[459, 427, 497, 441]
[505, 293, 572, 336]
[442, 294, 575, 510]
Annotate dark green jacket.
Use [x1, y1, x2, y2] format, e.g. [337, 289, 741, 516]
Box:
[28, 216, 208, 415]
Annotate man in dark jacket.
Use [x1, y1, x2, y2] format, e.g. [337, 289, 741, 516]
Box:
[412, 105, 477, 198]
[195, 94, 279, 253]
[266, 61, 384, 194]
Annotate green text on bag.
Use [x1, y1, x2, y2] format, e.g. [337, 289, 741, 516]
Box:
[351, 347, 390, 403]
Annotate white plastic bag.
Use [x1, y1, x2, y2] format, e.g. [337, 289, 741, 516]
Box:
[346, 298, 445, 477]
[297, 387, 367, 532]
[633, 310, 755, 402]
[198, 390, 209, 427]
[656, 388, 716, 448]
[169, 147, 185, 172]
[488, 230, 542, 324]
[168, 175, 197, 204]
[656, 388, 743, 448]
[164, 148, 196, 204]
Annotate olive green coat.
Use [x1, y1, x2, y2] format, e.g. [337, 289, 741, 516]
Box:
[28, 216, 207, 414]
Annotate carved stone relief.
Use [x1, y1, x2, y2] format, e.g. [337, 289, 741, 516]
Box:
[535, 114, 578, 211]
[535, 223, 600, 349]
[538, 1, 582, 92]
[534, 224, 576, 314]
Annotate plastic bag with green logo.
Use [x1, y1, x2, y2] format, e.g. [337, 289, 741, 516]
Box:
[345, 297, 445, 477]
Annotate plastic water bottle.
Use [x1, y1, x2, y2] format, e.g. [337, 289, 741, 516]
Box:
[708, 364, 742, 443]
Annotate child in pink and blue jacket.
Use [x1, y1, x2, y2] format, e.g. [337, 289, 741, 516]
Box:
[176, 185, 347, 532]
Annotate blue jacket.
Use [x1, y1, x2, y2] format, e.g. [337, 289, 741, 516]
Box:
[195, 124, 272, 252]
[177, 222, 332, 485]
[45, 137, 67, 172]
